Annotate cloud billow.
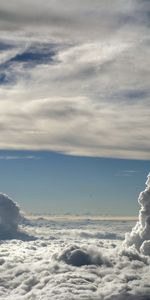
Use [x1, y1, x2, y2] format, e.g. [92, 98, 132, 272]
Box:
[124, 173, 150, 255]
[0, 193, 35, 240]
[0, 193, 22, 239]
[58, 245, 111, 267]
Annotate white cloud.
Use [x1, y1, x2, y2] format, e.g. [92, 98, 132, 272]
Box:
[0, 177, 150, 299]
[0, 193, 36, 240]
[115, 170, 140, 177]
[0, 155, 40, 160]
[0, 216, 149, 300]
[124, 173, 150, 255]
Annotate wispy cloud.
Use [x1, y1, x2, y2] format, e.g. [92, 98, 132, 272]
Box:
[0, 155, 41, 160]
[115, 170, 140, 177]
[0, 0, 150, 159]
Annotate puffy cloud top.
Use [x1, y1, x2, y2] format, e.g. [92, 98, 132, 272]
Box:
[124, 173, 150, 255]
[0, 193, 22, 239]
[58, 245, 111, 267]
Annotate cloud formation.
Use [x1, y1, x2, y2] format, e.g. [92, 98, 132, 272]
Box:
[0, 178, 150, 299]
[0, 193, 22, 238]
[0, 212, 150, 300]
[0, 0, 150, 158]
[124, 173, 150, 255]
[0, 193, 35, 240]
[58, 244, 111, 267]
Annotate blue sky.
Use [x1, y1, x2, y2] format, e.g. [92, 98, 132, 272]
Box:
[0, 0, 150, 215]
[0, 150, 149, 215]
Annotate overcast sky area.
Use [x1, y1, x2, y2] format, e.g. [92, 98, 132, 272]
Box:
[0, 0, 150, 214]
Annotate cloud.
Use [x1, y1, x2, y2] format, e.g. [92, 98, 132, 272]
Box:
[79, 231, 123, 240]
[0, 193, 22, 238]
[0, 190, 149, 299]
[0, 175, 150, 299]
[106, 293, 150, 300]
[0, 155, 40, 160]
[0, 193, 35, 240]
[0, 1, 150, 158]
[57, 245, 112, 267]
[140, 240, 150, 256]
[115, 170, 140, 177]
[124, 173, 150, 255]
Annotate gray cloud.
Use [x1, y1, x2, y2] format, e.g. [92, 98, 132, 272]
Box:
[0, 193, 21, 238]
[0, 193, 36, 240]
[58, 244, 112, 267]
[0, 0, 150, 158]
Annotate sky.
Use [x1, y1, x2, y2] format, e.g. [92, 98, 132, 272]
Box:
[0, 0, 150, 215]
[0, 150, 150, 215]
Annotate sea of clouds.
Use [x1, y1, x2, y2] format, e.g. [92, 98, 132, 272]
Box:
[0, 175, 150, 299]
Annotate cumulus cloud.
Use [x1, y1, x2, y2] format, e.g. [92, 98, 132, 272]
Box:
[0, 193, 35, 240]
[0, 193, 22, 238]
[57, 245, 111, 267]
[124, 173, 150, 255]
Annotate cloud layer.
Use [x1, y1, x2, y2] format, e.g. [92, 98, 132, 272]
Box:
[0, 213, 150, 300]
[0, 0, 150, 158]
[0, 174, 150, 299]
